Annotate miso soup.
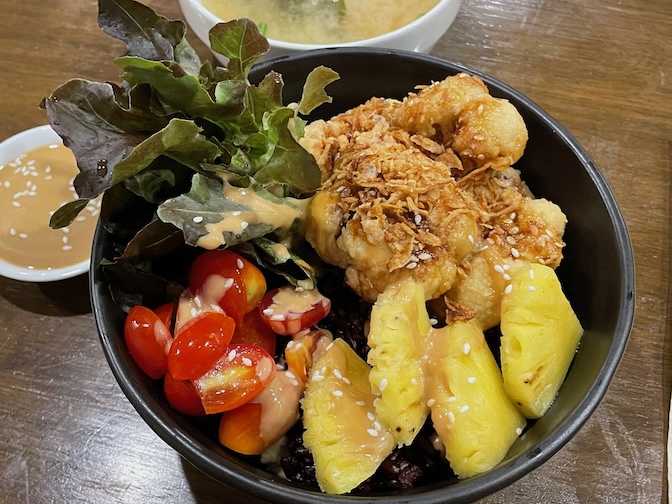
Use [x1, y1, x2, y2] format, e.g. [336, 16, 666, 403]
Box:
[200, 0, 440, 44]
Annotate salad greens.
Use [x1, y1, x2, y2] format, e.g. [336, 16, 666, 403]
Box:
[42, 0, 339, 297]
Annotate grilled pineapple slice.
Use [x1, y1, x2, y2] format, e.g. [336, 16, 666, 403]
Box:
[302, 338, 394, 494]
[368, 279, 431, 446]
[427, 319, 526, 479]
[500, 263, 583, 418]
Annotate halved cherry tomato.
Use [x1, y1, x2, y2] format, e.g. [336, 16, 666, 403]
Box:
[188, 250, 248, 325]
[218, 371, 302, 455]
[154, 301, 177, 333]
[284, 329, 331, 383]
[193, 343, 276, 414]
[237, 255, 267, 312]
[167, 312, 236, 381]
[163, 372, 206, 416]
[231, 309, 277, 356]
[218, 402, 265, 455]
[124, 305, 173, 379]
[258, 285, 331, 336]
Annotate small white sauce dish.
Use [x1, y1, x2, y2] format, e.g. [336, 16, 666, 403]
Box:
[0, 125, 90, 282]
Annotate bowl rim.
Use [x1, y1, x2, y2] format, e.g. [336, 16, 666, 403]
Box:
[181, 0, 462, 51]
[0, 124, 90, 283]
[91, 47, 636, 503]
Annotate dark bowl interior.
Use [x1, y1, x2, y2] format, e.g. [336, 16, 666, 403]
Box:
[91, 48, 635, 504]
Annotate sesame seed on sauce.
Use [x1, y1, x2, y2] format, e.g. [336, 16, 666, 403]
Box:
[242, 357, 253, 367]
[459, 405, 470, 413]
[463, 343, 471, 355]
[504, 284, 513, 294]
[426, 398, 436, 407]
[379, 378, 388, 392]
[367, 428, 379, 437]
[331, 390, 344, 398]
[467, 377, 477, 384]
[355, 400, 366, 406]
[236, 258, 244, 269]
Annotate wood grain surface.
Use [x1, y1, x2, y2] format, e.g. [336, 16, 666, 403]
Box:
[0, 0, 670, 503]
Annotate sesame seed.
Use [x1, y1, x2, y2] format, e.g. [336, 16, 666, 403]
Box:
[467, 377, 477, 384]
[12, 201, 20, 207]
[516, 427, 523, 435]
[504, 284, 513, 294]
[312, 374, 324, 382]
[271, 313, 286, 321]
[379, 378, 388, 392]
[367, 412, 375, 421]
[430, 317, 438, 326]
[332, 390, 343, 397]
[232, 210, 241, 216]
[446, 396, 457, 403]
[511, 247, 520, 258]
[426, 398, 436, 407]
[528, 285, 536, 291]
[62, 236, 68, 244]
[503, 273, 511, 281]
[460, 405, 470, 413]
[285, 370, 297, 380]
[223, 278, 234, 289]
[342, 376, 351, 384]
[228, 349, 237, 360]
[468, 234, 475, 244]
[448, 412, 455, 423]
[262, 308, 273, 316]
[367, 428, 379, 437]
[417, 252, 432, 261]
[192, 215, 204, 223]
[477, 104, 484, 114]
[373, 421, 382, 432]
[529, 268, 535, 279]
[463, 343, 471, 355]
[410, 378, 418, 386]
[355, 400, 366, 406]
[18, 233, 29, 239]
[510, 212, 517, 220]
[510, 226, 520, 235]
[473, 134, 485, 141]
[494, 264, 504, 274]
[236, 258, 244, 269]
[290, 379, 300, 387]
[414, 214, 422, 226]
[242, 357, 253, 366]
[240, 221, 249, 230]
[333, 369, 343, 379]
[406, 261, 418, 269]
[190, 307, 198, 318]
[9, 228, 16, 236]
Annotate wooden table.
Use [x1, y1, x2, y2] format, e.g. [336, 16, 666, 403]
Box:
[0, 1, 669, 502]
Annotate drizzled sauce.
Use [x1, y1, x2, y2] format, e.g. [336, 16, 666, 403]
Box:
[0, 143, 100, 271]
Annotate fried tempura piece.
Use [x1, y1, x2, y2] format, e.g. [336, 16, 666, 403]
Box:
[392, 73, 528, 173]
[302, 73, 563, 321]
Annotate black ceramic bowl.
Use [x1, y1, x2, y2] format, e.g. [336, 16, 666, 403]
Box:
[91, 48, 635, 503]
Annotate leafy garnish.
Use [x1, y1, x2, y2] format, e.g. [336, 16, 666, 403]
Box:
[43, 0, 339, 303]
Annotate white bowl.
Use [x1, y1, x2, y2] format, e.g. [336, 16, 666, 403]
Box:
[0, 125, 90, 282]
[178, 0, 462, 63]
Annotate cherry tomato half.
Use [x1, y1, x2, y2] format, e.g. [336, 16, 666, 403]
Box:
[258, 285, 331, 336]
[193, 343, 276, 414]
[154, 301, 177, 333]
[124, 305, 173, 379]
[188, 250, 248, 325]
[163, 372, 206, 417]
[167, 311, 236, 381]
[231, 309, 277, 356]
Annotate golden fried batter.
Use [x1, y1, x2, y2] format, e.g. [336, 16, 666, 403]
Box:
[302, 73, 565, 328]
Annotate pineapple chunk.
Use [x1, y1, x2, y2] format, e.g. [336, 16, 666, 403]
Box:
[368, 279, 431, 446]
[500, 263, 583, 418]
[302, 339, 395, 494]
[427, 319, 526, 479]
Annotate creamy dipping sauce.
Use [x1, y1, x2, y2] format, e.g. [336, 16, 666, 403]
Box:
[0, 143, 100, 271]
[200, 0, 440, 44]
